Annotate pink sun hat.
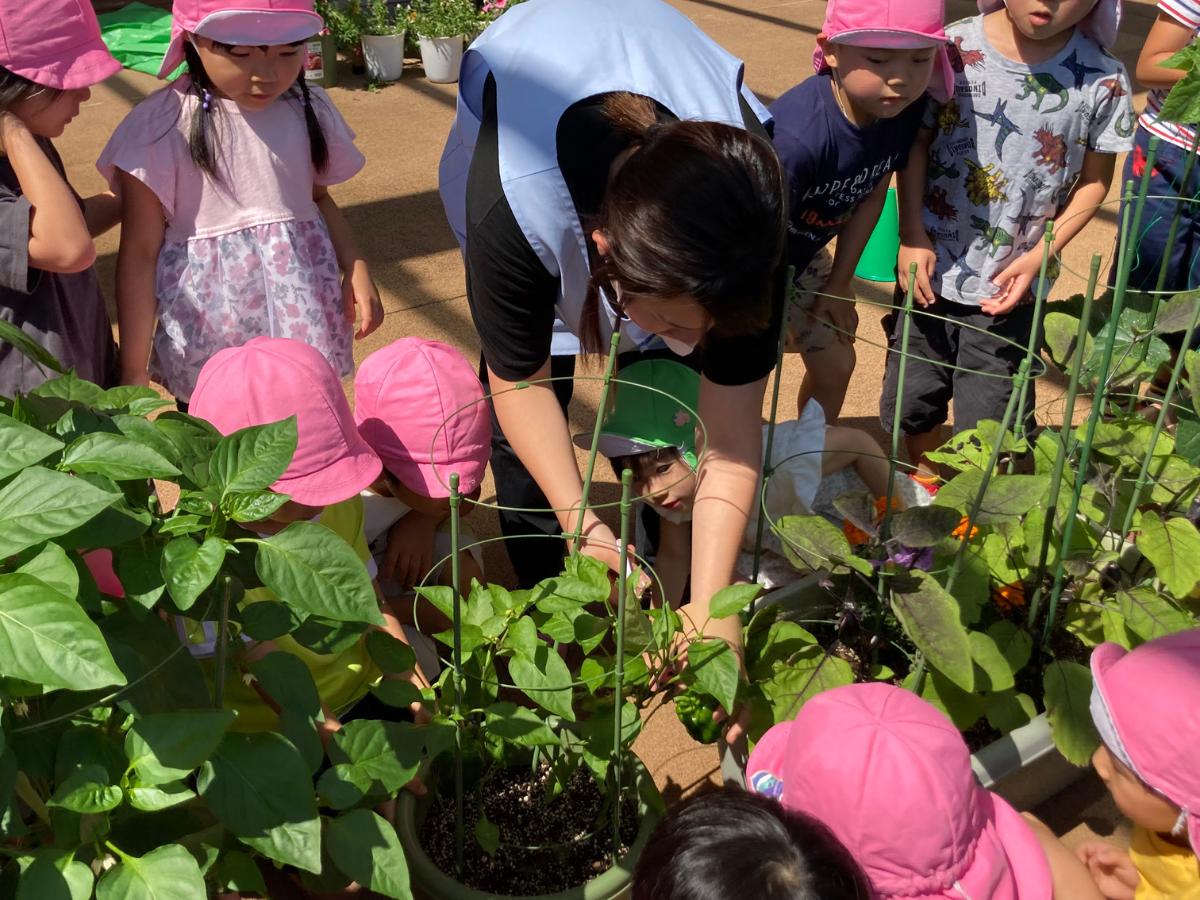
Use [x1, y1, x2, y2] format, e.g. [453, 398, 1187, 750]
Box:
[978, 0, 1120, 49]
[746, 683, 1053, 899]
[813, 0, 954, 103]
[354, 338, 491, 498]
[1090, 629, 1200, 856]
[158, 0, 324, 78]
[0, 0, 121, 91]
[190, 337, 381, 507]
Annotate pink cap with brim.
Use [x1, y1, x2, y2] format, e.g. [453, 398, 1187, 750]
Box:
[978, 0, 1119, 49]
[1090, 631, 1200, 856]
[0, 0, 121, 91]
[354, 338, 491, 498]
[813, 0, 954, 103]
[746, 683, 1053, 898]
[158, 0, 324, 79]
[190, 337, 381, 507]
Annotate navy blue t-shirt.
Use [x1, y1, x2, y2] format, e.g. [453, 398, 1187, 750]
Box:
[770, 72, 926, 270]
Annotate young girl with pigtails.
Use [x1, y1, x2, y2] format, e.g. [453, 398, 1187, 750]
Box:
[99, 0, 383, 406]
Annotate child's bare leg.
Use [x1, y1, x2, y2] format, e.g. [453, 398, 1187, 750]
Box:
[799, 342, 856, 424]
[904, 428, 945, 481]
[823, 426, 895, 501]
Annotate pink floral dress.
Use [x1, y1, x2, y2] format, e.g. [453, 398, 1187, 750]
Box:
[99, 78, 363, 400]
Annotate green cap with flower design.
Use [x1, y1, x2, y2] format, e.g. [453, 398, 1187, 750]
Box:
[592, 360, 700, 468]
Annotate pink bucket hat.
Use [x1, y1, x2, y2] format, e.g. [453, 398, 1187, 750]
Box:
[977, 0, 1119, 49]
[746, 683, 1053, 899]
[158, 0, 324, 78]
[0, 0, 121, 91]
[354, 338, 491, 498]
[813, 0, 954, 103]
[1090, 630, 1200, 855]
[190, 337, 381, 507]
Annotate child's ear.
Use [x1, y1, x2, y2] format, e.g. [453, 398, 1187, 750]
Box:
[592, 229, 611, 257]
[817, 33, 838, 71]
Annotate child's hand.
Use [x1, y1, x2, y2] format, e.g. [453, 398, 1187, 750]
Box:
[1075, 841, 1139, 900]
[343, 259, 384, 339]
[0, 111, 30, 153]
[383, 510, 441, 590]
[897, 238, 937, 307]
[812, 279, 858, 345]
[983, 248, 1043, 316]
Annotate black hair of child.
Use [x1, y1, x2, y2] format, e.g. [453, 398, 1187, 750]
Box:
[0, 66, 63, 114]
[632, 787, 870, 900]
[607, 445, 684, 485]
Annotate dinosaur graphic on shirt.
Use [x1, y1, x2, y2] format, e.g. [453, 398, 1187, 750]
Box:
[925, 186, 958, 221]
[948, 36, 985, 73]
[936, 99, 969, 136]
[928, 147, 961, 181]
[972, 98, 1023, 159]
[1116, 109, 1135, 138]
[1032, 127, 1069, 174]
[970, 215, 1015, 259]
[1098, 76, 1127, 102]
[1059, 49, 1105, 90]
[1016, 72, 1069, 114]
[964, 158, 1010, 205]
[954, 255, 982, 295]
[1008, 184, 1041, 236]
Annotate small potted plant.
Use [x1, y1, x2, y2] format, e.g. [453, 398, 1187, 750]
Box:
[359, 0, 406, 83]
[407, 0, 477, 83]
[316, 0, 364, 77]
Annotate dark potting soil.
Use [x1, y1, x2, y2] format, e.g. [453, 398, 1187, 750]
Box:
[421, 762, 640, 896]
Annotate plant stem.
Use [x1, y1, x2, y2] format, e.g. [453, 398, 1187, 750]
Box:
[611, 469, 633, 861]
[1028, 254, 1101, 626]
[751, 266, 796, 600]
[572, 330, 623, 547]
[882, 263, 918, 543]
[1010, 222, 1055, 467]
[449, 472, 465, 880]
[212, 576, 231, 710]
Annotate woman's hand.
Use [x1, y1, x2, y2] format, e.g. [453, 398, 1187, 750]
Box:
[343, 259, 384, 339]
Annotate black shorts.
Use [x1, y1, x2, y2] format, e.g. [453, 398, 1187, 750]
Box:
[879, 289, 1039, 436]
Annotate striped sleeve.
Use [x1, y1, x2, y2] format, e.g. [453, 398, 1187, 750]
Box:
[1160, 0, 1200, 29]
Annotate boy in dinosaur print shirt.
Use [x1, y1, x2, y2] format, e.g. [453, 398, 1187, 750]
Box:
[883, 0, 1133, 481]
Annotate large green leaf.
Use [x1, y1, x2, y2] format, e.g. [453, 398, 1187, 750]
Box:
[48, 764, 122, 813]
[483, 702, 559, 746]
[0, 318, 65, 373]
[774, 514, 860, 572]
[125, 709, 237, 787]
[889, 570, 974, 691]
[249, 652, 324, 772]
[1136, 514, 1200, 597]
[1115, 587, 1195, 641]
[707, 584, 762, 619]
[0, 413, 64, 479]
[209, 418, 298, 498]
[759, 648, 854, 724]
[934, 472, 1050, 525]
[1043, 661, 1100, 766]
[197, 732, 321, 873]
[252, 522, 383, 625]
[365, 632, 417, 676]
[508, 645, 577, 721]
[16, 543, 78, 599]
[222, 489, 291, 523]
[59, 433, 180, 480]
[905, 669, 985, 730]
[0, 573, 125, 691]
[329, 720, 425, 793]
[1043, 310, 1095, 374]
[16, 849, 93, 900]
[687, 639, 741, 715]
[969, 630, 1015, 692]
[326, 810, 412, 900]
[95, 844, 206, 900]
[0, 466, 120, 558]
[126, 781, 196, 812]
[987, 621, 1033, 673]
[985, 690, 1037, 734]
[889, 505, 962, 548]
[160, 537, 226, 611]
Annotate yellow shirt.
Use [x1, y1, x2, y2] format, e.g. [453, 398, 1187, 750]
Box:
[1132, 826, 1200, 900]
[184, 498, 381, 731]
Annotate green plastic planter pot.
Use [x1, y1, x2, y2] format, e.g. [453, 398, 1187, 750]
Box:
[854, 186, 901, 283]
[396, 758, 662, 900]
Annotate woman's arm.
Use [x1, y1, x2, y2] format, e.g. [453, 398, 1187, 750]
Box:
[314, 185, 383, 339]
[0, 113, 94, 273]
[83, 191, 121, 237]
[683, 375, 766, 649]
[486, 360, 622, 568]
[1136, 11, 1197, 90]
[114, 170, 165, 386]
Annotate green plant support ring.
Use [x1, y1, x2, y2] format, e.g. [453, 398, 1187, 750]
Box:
[396, 758, 663, 900]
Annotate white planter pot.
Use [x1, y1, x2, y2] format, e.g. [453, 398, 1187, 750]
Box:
[361, 32, 406, 82]
[419, 34, 465, 83]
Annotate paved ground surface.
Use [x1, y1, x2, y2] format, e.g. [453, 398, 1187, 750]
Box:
[60, 0, 1161, 863]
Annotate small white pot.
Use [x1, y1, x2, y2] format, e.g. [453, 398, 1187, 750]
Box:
[418, 34, 464, 83]
[361, 32, 406, 82]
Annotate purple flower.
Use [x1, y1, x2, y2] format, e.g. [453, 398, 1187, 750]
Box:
[886, 543, 934, 571]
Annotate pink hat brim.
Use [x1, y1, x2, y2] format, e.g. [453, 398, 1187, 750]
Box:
[11, 39, 121, 91]
[812, 41, 954, 104]
[272, 443, 382, 508]
[391, 456, 487, 500]
[745, 719, 793, 801]
[157, 8, 324, 79]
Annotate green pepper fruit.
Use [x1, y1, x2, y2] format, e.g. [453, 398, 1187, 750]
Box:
[675, 691, 722, 744]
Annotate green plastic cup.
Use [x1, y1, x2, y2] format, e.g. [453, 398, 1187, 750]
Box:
[854, 186, 900, 282]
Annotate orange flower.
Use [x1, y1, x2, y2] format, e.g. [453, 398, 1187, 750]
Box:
[843, 519, 871, 547]
[992, 581, 1027, 613]
[952, 516, 979, 541]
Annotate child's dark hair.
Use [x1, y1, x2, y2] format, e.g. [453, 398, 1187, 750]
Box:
[632, 788, 869, 900]
[0, 66, 63, 114]
[181, 40, 329, 180]
[607, 446, 684, 484]
[579, 93, 787, 356]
